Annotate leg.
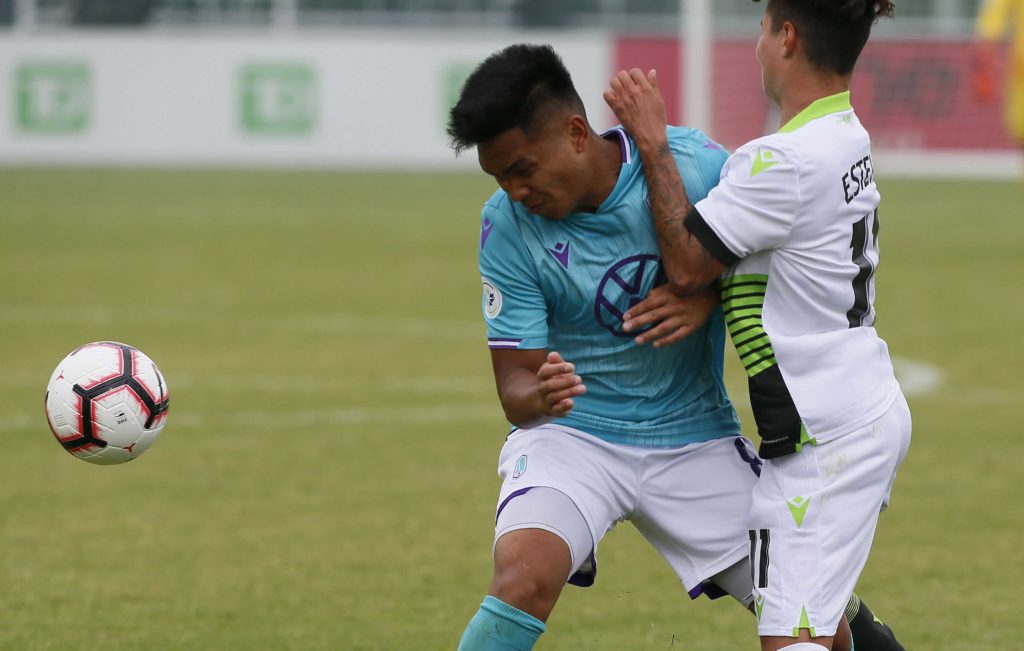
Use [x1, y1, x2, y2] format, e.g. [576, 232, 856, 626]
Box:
[488, 528, 572, 621]
[458, 485, 597, 651]
[751, 398, 911, 651]
[761, 632, 835, 651]
[706, 561, 851, 651]
[844, 593, 906, 651]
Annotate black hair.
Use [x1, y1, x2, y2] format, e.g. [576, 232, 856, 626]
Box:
[756, 0, 896, 75]
[447, 43, 586, 155]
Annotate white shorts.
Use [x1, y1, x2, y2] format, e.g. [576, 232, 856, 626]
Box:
[749, 392, 912, 638]
[494, 424, 761, 598]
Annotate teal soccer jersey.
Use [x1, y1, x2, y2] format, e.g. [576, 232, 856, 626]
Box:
[479, 127, 740, 447]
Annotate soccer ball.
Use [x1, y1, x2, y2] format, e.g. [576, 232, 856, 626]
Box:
[44, 341, 170, 465]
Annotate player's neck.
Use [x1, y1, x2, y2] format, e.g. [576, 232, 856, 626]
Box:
[777, 72, 851, 129]
[577, 131, 623, 213]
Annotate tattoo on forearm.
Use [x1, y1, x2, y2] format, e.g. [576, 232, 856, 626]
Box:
[641, 141, 704, 284]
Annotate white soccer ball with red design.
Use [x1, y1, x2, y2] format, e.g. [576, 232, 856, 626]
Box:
[44, 342, 170, 465]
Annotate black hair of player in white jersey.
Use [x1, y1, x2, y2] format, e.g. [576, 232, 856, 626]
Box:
[755, 0, 896, 76]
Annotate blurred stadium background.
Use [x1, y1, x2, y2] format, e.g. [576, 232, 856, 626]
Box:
[1, 1, 1021, 650]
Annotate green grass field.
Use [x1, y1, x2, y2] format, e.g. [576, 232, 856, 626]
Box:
[1, 170, 1021, 650]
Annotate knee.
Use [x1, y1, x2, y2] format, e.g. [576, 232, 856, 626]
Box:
[489, 559, 564, 620]
[488, 529, 571, 621]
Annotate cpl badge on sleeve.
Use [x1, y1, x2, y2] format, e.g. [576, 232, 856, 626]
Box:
[481, 277, 503, 319]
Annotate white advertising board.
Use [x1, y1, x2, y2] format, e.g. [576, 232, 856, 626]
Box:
[0, 31, 612, 168]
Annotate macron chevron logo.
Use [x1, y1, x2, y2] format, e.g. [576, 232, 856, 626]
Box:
[786, 496, 811, 528]
[750, 147, 780, 177]
[480, 217, 494, 250]
[548, 241, 570, 269]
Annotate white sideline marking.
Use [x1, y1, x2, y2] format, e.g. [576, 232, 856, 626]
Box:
[891, 356, 943, 397]
[0, 307, 484, 341]
[7, 358, 946, 434]
[3, 403, 501, 433]
[726, 356, 944, 401]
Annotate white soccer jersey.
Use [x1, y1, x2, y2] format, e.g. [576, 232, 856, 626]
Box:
[686, 92, 900, 459]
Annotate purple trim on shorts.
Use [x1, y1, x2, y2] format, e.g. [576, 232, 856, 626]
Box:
[734, 437, 763, 477]
[688, 580, 729, 601]
[494, 487, 533, 523]
[567, 550, 597, 587]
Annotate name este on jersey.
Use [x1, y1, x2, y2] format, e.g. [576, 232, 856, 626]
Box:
[841, 155, 875, 205]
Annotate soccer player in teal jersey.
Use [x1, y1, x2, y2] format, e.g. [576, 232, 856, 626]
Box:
[447, 44, 863, 651]
[477, 119, 736, 449]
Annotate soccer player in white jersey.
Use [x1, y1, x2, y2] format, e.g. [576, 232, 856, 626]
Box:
[604, 2, 910, 651]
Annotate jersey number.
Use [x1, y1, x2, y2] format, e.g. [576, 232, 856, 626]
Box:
[847, 210, 879, 328]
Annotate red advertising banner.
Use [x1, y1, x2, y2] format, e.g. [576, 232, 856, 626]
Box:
[615, 37, 1016, 151]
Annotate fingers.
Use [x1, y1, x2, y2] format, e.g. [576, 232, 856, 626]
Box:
[537, 351, 586, 416]
[647, 69, 659, 90]
[622, 291, 672, 332]
[548, 397, 576, 417]
[542, 380, 587, 407]
[539, 371, 586, 415]
[538, 353, 572, 380]
[635, 316, 692, 348]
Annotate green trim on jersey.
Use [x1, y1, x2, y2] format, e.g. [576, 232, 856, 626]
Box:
[779, 91, 853, 133]
[794, 425, 818, 453]
[720, 274, 776, 376]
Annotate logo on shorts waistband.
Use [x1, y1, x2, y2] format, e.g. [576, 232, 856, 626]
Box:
[513, 454, 528, 479]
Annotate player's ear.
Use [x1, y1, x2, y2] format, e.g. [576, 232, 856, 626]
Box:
[568, 114, 589, 153]
[781, 20, 799, 58]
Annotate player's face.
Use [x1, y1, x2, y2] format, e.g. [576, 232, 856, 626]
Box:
[477, 119, 588, 221]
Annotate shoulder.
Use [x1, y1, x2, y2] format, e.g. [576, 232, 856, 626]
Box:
[481, 190, 526, 234]
[483, 189, 517, 221]
[666, 126, 728, 159]
[663, 125, 731, 197]
[722, 134, 804, 182]
[480, 190, 533, 261]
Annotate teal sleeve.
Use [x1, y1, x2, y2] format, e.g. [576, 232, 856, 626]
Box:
[478, 200, 549, 350]
[668, 126, 729, 204]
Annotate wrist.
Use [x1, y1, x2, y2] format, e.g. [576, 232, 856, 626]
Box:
[633, 134, 669, 157]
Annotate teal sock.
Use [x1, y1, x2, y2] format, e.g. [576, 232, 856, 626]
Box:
[457, 595, 546, 651]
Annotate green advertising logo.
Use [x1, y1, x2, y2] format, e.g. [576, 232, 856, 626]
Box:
[240, 64, 317, 135]
[442, 62, 475, 128]
[15, 62, 91, 134]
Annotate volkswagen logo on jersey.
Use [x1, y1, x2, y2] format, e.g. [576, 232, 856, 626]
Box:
[594, 254, 666, 337]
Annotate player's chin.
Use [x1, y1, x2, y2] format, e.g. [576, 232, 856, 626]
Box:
[535, 203, 570, 221]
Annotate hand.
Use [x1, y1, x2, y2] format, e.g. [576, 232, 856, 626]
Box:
[536, 351, 586, 418]
[604, 68, 668, 150]
[623, 284, 718, 348]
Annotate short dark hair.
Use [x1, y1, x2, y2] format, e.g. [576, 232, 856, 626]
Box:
[447, 43, 586, 155]
[756, 0, 896, 75]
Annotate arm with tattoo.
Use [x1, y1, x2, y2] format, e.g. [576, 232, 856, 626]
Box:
[604, 68, 725, 295]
